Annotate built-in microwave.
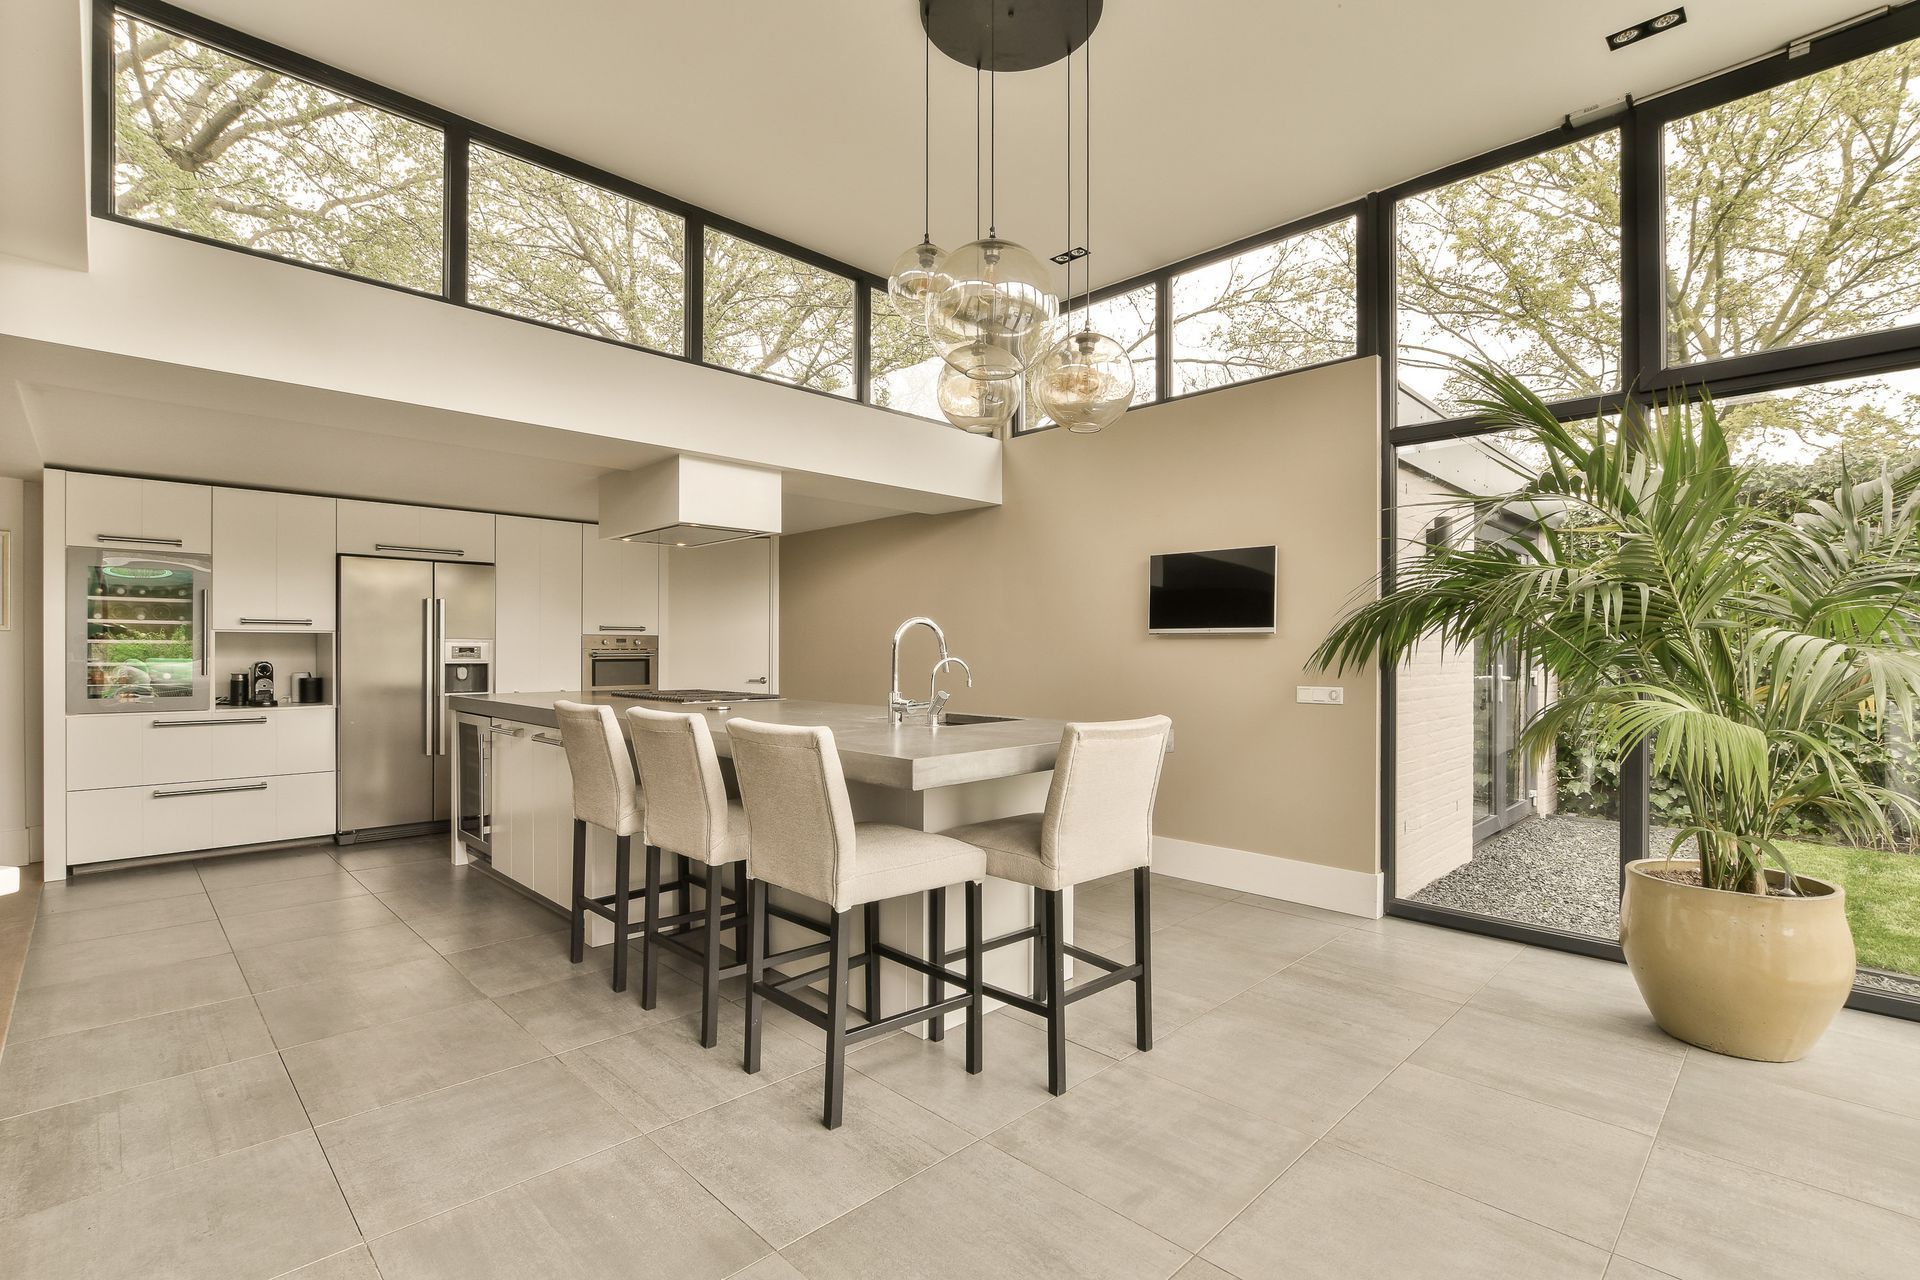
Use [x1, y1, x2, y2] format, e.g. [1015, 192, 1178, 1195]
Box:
[582, 633, 658, 692]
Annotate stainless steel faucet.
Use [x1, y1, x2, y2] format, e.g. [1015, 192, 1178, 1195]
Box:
[929, 656, 972, 726]
[889, 616, 948, 726]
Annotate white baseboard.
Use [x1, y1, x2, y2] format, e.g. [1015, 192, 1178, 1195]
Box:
[1154, 835, 1384, 919]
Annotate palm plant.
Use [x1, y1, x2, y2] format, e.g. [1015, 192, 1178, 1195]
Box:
[1315, 361, 1920, 894]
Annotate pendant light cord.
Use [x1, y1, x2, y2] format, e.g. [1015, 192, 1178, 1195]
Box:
[988, 7, 997, 238]
[973, 64, 981, 242]
[1083, 0, 1092, 319]
[921, 11, 931, 244]
[1063, 33, 1074, 326]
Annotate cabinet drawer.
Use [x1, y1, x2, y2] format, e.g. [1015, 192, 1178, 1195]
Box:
[67, 710, 334, 790]
[66, 772, 336, 867]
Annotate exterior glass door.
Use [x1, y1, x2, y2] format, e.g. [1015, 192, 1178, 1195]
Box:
[1472, 640, 1535, 840]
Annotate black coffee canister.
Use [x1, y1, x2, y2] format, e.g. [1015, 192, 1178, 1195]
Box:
[297, 674, 326, 704]
[228, 672, 251, 706]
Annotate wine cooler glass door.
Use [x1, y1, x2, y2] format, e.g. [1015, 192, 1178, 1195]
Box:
[68, 548, 215, 714]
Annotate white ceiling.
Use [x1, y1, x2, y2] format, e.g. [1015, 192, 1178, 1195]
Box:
[173, 0, 1881, 286]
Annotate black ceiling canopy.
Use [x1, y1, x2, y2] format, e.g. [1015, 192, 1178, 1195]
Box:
[922, 0, 1104, 73]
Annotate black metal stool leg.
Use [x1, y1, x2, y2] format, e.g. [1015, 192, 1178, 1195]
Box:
[743, 879, 766, 1074]
[824, 909, 851, 1129]
[1031, 885, 1047, 1001]
[965, 881, 984, 1074]
[1044, 888, 1067, 1096]
[1134, 866, 1154, 1052]
[927, 886, 946, 1042]
[641, 843, 661, 1009]
[610, 836, 631, 992]
[863, 900, 882, 1024]
[700, 860, 723, 1048]
[568, 819, 587, 964]
[730, 861, 748, 964]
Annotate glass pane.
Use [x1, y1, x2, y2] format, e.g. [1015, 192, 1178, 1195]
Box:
[867, 288, 944, 421]
[84, 562, 200, 703]
[1170, 218, 1356, 394]
[1716, 370, 1920, 999]
[111, 13, 444, 292]
[1030, 282, 1159, 429]
[1664, 38, 1920, 365]
[1396, 133, 1622, 424]
[701, 229, 856, 396]
[1393, 434, 1619, 940]
[467, 145, 685, 354]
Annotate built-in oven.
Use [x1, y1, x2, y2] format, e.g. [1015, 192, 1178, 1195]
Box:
[582, 633, 658, 693]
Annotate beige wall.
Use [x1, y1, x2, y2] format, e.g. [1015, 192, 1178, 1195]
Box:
[778, 357, 1382, 876]
[1, 476, 42, 865]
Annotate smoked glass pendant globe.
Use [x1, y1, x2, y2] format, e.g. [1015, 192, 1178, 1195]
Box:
[1028, 328, 1135, 434]
[926, 237, 1059, 381]
[936, 361, 1020, 435]
[886, 240, 950, 323]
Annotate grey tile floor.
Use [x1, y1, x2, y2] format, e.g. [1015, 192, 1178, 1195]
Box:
[2, 842, 1919, 1278]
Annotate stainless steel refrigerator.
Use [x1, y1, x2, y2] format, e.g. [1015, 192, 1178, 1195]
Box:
[337, 556, 495, 840]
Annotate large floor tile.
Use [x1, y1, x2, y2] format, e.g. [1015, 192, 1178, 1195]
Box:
[1750, 1006, 1920, 1120]
[208, 869, 370, 919]
[559, 1001, 820, 1133]
[17, 918, 230, 990]
[0, 995, 275, 1118]
[281, 998, 548, 1124]
[316, 1057, 629, 1238]
[349, 858, 472, 898]
[1410, 1003, 1683, 1134]
[783, 1141, 1189, 1280]
[1470, 946, 1682, 1056]
[1616, 1143, 1920, 1280]
[1202, 1144, 1609, 1279]
[990, 1064, 1311, 1251]
[1604, 1257, 1682, 1279]
[218, 893, 400, 951]
[1002, 964, 1215, 1061]
[234, 920, 440, 993]
[26, 891, 216, 947]
[283, 1245, 384, 1279]
[1290, 926, 1516, 1003]
[369, 1137, 768, 1280]
[1230, 890, 1377, 930]
[3, 951, 252, 1043]
[194, 846, 342, 891]
[1657, 1050, 1920, 1219]
[404, 894, 562, 954]
[653, 1065, 970, 1248]
[1078, 874, 1232, 933]
[253, 954, 484, 1049]
[0, 1130, 359, 1279]
[1326, 1062, 1651, 1248]
[443, 928, 614, 998]
[1140, 908, 1344, 1007]
[331, 839, 446, 873]
[733, 1256, 806, 1280]
[850, 1008, 1114, 1137]
[37, 863, 205, 915]
[493, 965, 703, 1053]
[0, 1054, 308, 1219]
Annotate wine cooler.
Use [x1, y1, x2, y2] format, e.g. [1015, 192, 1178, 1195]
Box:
[67, 547, 214, 714]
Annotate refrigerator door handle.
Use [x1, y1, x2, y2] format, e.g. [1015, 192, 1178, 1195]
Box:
[197, 587, 208, 676]
[422, 597, 434, 756]
[434, 596, 447, 755]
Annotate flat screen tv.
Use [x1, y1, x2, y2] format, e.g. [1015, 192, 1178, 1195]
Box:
[1149, 545, 1277, 634]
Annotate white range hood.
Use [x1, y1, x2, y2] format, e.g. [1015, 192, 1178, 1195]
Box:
[597, 455, 782, 546]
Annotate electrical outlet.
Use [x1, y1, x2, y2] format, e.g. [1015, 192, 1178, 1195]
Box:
[1297, 685, 1344, 705]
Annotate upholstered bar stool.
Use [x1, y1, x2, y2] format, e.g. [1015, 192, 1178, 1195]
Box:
[553, 700, 659, 994]
[727, 718, 987, 1129]
[947, 715, 1172, 1095]
[623, 705, 752, 1046]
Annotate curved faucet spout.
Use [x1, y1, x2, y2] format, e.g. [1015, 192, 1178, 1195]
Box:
[889, 617, 950, 726]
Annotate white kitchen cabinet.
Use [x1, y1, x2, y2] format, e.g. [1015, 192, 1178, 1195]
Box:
[496, 517, 585, 692]
[580, 525, 660, 636]
[212, 488, 337, 630]
[66, 706, 334, 791]
[66, 770, 335, 867]
[67, 475, 213, 554]
[664, 538, 773, 692]
[337, 500, 495, 562]
[482, 719, 620, 945]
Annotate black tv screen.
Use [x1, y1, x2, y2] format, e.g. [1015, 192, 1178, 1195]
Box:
[1149, 546, 1277, 634]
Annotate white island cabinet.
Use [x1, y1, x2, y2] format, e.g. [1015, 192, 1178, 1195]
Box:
[211, 488, 337, 630]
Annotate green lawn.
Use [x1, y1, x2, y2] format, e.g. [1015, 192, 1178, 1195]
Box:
[1779, 840, 1920, 978]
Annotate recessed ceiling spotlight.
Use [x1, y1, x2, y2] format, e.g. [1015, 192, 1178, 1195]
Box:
[1606, 7, 1687, 52]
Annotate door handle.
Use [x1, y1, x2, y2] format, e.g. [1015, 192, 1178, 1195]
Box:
[238, 618, 313, 627]
[745, 676, 769, 685]
[531, 732, 563, 747]
[378, 544, 464, 557]
[152, 782, 269, 798]
[434, 597, 447, 754]
[598, 625, 647, 632]
[97, 534, 184, 547]
[422, 597, 434, 756]
[197, 588, 208, 675]
[152, 716, 269, 727]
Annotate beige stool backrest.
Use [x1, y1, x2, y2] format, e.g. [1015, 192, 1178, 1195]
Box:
[553, 700, 642, 837]
[625, 706, 729, 862]
[726, 718, 855, 906]
[1042, 715, 1172, 881]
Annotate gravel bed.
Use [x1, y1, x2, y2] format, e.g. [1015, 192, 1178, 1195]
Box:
[1410, 813, 1920, 999]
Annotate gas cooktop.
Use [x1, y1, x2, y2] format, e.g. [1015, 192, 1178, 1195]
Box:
[612, 689, 781, 704]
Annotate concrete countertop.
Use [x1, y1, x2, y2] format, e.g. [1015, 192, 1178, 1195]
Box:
[448, 691, 1071, 791]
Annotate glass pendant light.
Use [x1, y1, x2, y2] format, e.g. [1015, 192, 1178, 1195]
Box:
[936, 361, 1019, 434]
[886, 22, 948, 323]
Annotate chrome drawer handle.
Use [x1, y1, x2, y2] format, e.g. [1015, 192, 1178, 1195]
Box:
[376, 544, 465, 556]
[97, 534, 184, 546]
[151, 716, 270, 727]
[598, 625, 648, 632]
[152, 782, 269, 798]
[531, 732, 563, 746]
[238, 617, 313, 626]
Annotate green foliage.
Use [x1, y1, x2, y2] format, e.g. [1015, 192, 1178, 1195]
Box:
[1318, 361, 1920, 894]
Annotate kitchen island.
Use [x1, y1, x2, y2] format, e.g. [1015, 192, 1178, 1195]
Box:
[447, 691, 1072, 1027]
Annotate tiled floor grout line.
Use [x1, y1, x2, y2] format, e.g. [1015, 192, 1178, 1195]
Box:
[1601, 1047, 1689, 1267]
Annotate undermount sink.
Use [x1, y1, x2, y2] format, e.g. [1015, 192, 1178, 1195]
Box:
[938, 713, 1021, 726]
